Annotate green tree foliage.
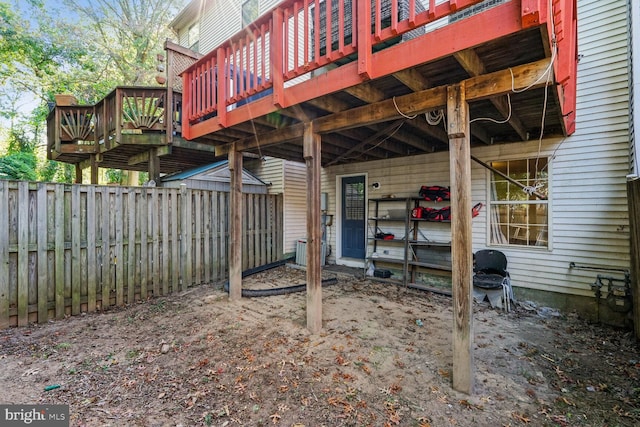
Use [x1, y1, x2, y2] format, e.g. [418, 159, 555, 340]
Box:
[0, 0, 188, 182]
[0, 151, 37, 180]
[105, 168, 124, 184]
[66, 0, 187, 87]
[0, 0, 92, 107]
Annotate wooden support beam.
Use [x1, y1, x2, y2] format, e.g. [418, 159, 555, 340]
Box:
[119, 134, 167, 145]
[212, 58, 551, 158]
[216, 123, 305, 156]
[58, 144, 97, 154]
[344, 82, 386, 103]
[171, 135, 225, 153]
[128, 145, 172, 166]
[314, 58, 551, 134]
[305, 96, 351, 114]
[304, 123, 322, 334]
[326, 120, 406, 166]
[228, 144, 243, 301]
[392, 68, 431, 91]
[447, 83, 474, 394]
[454, 49, 528, 141]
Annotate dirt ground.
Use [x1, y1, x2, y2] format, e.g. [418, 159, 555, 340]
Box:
[1, 265, 639, 427]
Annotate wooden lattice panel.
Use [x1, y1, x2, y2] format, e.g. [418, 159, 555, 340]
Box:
[171, 54, 199, 91]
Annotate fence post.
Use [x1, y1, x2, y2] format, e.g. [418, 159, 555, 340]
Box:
[127, 189, 137, 303]
[87, 186, 97, 312]
[54, 185, 65, 318]
[180, 184, 190, 291]
[17, 182, 29, 326]
[71, 185, 81, 315]
[115, 186, 124, 306]
[170, 189, 179, 292]
[161, 189, 170, 295]
[0, 181, 9, 328]
[37, 183, 48, 323]
[101, 186, 111, 309]
[151, 189, 160, 295]
[140, 188, 148, 299]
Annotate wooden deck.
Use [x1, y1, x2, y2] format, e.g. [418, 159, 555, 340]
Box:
[47, 0, 577, 176]
[46, 86, 218, 178]
[180, 0, 577, 165]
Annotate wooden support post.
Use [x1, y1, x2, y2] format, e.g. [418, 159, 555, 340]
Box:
[127, 171, 139, 186]
[357, 0, 372, 78]
[90, 154, 99, 185]
[148, 148, 160, 183]
[303, 123, 322, 334]
[165, 46, 174, 145]
[228, 144, 243, 301]
[447, 83, 474, 394]
[271, 8, 285, 108]
[627, 177, 640, 341]
[216, 47, 228, 127]
[75, 163, 83, 183]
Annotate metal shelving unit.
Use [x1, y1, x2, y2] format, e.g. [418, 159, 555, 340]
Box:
[367, 197, 452, 285]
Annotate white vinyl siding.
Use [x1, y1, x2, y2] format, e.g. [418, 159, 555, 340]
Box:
[324, 0, 631, 295]
[174, 1, 283, 56]
[282, 161, 308, 253]
[245, 156, 284, 193]
[246, 158, 308, 255]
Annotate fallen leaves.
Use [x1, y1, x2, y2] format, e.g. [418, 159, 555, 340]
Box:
[3, 266, 639, 427]
[512, 411, 531, 423]
[458, 399, 484, 411]
[269, 412, 281, 424]
[438, 369, 451, 378]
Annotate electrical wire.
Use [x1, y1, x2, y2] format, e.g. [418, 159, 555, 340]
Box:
[470, 93, 513, 124]
[349, 120, 406, 159]
[392, 96, 418, 119]
[426, 109, 444, 125]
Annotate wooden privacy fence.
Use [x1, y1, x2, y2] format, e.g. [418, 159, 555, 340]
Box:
[0, 181, 283, 329]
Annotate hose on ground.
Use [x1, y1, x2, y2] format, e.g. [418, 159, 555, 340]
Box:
[222, 257, 339, 297]
[224, 277, 338, 298]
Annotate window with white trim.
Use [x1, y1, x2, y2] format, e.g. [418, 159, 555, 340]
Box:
[242, 0, 258, 28]
[188, 23, 200, 52]
[489, 157, 549, 248]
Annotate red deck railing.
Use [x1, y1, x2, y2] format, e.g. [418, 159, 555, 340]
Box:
[181, 0, 578, 138]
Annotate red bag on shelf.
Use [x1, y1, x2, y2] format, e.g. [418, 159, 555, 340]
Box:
[412, 206, 436, 219]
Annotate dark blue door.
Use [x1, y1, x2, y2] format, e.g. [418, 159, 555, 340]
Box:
[341, 176, 366, 259]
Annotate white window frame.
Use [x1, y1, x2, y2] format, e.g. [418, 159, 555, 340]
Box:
[188, 23, 200, 52]
[486, 156, 552, 250]
[242, 0, 259, 28]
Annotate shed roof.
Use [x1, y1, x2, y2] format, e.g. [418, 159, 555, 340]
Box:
[159, 160, 267, 186]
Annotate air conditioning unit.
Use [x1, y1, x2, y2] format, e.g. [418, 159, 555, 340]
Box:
[296, 239, 327, 266]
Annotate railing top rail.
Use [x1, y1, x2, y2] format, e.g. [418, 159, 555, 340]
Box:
[181, 0, 503, 77]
